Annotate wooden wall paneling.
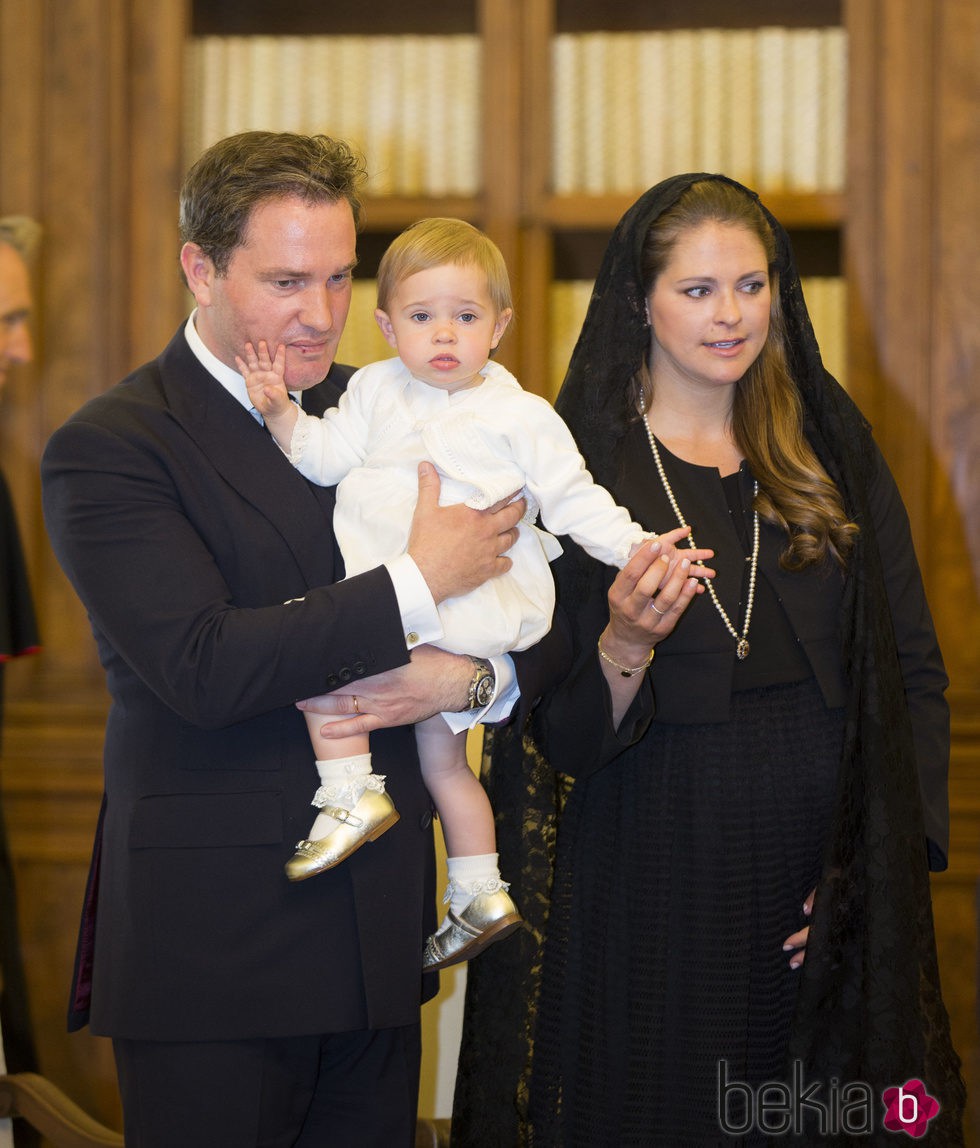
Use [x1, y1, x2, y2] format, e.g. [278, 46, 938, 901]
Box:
[856, 0, 935, 532]
[0, 0, 44, 206]
[540, 191, 843, 231]
[933, 6, 980, 1123]
[191, 0, 478, 36]
[846, 0, 980, 700]
[0, 0, 187, 1132]
[127, 0, 191, 368]
[0, 0, 137, 699]
[517, 226, 556, 400]
[554, 0, 842, 30]
[1, 0, 190, 696]
[934, 716, 980, 1144]
[31, 0, 130, 697]
[2, 702, 122, 1133]
[930, 0, 980, 702]
[840, 0, 980, 1129]
[517, 0, 555, 397]
[478, 0, 523, 377]
[0, 0, 48, 642]
[879, 1, 937, 546]
[841, 0, 880, 429]
[930, 875, 980, 1144]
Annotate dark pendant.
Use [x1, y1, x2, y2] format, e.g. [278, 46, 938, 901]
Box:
[736, 639, 750, 660]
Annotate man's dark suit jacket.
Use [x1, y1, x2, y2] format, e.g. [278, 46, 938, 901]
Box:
[41, 326, 566, 1042]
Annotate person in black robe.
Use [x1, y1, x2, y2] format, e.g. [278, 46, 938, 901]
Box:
[0, 217, 42, 1148]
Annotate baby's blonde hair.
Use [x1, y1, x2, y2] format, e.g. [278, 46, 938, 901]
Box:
[376, 218, 513, 316]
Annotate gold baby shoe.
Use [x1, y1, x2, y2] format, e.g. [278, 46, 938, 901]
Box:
[285, 789, 400, 881]
[422, 889, 523, 971]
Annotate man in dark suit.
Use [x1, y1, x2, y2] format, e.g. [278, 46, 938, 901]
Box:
[40, 132, 567, 1147]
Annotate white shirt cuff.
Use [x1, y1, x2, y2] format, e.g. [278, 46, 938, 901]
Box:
[384, 554, 444, 650]
[442, 653, 519, 734]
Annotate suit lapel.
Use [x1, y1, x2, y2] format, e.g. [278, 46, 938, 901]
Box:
[157, 330, 343, 588]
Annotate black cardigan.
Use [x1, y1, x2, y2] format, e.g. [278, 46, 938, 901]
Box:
[539, 420, 950, 869]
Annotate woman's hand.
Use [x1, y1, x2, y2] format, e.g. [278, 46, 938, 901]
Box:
[783, 888, 816, 969]
[604, 527, 715, 661]
[599, 528, 715, 726]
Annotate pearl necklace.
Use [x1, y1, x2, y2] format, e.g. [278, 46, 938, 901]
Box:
[642, 413, 759, 660]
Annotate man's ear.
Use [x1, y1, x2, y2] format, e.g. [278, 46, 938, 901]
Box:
[374, 308, 398, 350]
[180, 242, 216, 307]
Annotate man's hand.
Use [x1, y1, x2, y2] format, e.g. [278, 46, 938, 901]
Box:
[297, 645, 472, 739]
[407, 462, 525, 604]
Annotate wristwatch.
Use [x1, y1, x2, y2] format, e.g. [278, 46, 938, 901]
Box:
[466, 656, 496, 710]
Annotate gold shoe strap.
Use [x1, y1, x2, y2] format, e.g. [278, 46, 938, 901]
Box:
[319, 804, 364, 828]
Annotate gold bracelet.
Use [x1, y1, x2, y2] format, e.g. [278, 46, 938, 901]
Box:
[597, 636, 655, 678]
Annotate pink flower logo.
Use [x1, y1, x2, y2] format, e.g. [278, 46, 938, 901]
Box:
[882, 1079, 940, 1137]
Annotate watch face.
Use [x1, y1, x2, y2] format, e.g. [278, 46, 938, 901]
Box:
[475, 676, 494, 706]
[469, 659, 495, 708]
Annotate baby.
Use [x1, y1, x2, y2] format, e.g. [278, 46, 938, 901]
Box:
[241, 217, 657, 970]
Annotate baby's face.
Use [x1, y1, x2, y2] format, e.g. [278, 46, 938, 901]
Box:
[374, 261, 512, 394]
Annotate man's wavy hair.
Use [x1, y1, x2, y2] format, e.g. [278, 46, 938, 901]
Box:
[179, 131, 368, 276]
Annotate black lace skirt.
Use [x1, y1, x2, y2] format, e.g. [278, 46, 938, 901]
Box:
[529, 677, 844, 1148]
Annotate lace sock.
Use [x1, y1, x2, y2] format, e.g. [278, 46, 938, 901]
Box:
[444, 853, 508, 916]
[305, 754, 383, 841]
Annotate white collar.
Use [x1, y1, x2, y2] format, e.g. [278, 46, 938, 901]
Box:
[183, 311, 302, 413]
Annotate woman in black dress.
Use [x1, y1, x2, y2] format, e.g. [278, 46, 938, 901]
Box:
[453, 175, 964, 1146]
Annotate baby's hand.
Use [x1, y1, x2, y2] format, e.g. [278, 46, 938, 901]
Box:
[628, 534, 658, 561]
[237, 340, 289, 416]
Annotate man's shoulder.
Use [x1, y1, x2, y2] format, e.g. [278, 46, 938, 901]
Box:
[303, 360, 358, 415]
[48, 329, 202, 450]
[328, 361, 358, 388]
[60, 336, 181, 425]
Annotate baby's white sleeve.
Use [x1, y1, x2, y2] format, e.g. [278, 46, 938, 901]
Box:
[511, 397, 654, 568]
[288, 381, 371, 486]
